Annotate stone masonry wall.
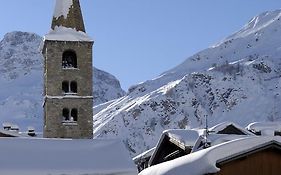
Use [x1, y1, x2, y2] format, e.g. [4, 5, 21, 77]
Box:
[43, 40, 93, 139]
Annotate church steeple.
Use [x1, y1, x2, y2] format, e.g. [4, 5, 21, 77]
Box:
[51, 0, 85, 32]
[42, 0, 94, 139]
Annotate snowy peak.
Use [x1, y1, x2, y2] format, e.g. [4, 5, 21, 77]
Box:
[157, 9, 281, 85]
[224, 9, 281, 41]
[1, 31, 41, 46]
[0, 31, 42, 80]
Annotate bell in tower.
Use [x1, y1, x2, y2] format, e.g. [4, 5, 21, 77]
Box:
[42, 0, 94, 139]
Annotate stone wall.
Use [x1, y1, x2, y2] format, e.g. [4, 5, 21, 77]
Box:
[44, 98, 93, 139]
[43, 40, 94, 139]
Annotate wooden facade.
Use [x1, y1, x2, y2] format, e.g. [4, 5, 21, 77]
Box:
[214, 145, 281, 175]
[149, 135, 191, 166]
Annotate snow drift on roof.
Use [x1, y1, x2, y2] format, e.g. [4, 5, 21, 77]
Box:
[165, 129, 204, 147]
[44, 26, 93, 42]
[209, 121, 254, 135]
[0, 138, 137, 175]
[247, 122, 281, 136]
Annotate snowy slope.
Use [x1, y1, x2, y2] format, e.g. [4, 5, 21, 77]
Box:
[93, 9, 281, 156]
[93, 67, 126, 106]
[0, 31, 125, 131]
[0, 32, 43, 131]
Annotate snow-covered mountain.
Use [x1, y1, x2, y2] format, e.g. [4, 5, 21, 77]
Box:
[0, 32, 43, 131]
[93, 68, 125, 106]
[93, 9, 281, 156]
[0, 31, 125, 131]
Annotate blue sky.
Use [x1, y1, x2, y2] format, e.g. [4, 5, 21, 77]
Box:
[0, 1, 281, 90]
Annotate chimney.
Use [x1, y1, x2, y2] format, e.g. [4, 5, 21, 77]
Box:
[27, 127, 36, 137]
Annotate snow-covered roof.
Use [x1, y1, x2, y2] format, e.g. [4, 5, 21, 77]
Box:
[0, 129, 23, 137]
[148, 123, 255, 165]
[0, 138, 137, 175]
[191, 134, 252, 153]
[44, 26, 93, 42]
[140, 136, 281, 175]
[148, 129, 203, 166]
[165, 129, 204, 147]
[209, 121, 254, 135]
[247, 122, 281, 136]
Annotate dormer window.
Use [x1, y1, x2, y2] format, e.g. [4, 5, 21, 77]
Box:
[62, 50, 77, 69]
[62, 81, 78, 95]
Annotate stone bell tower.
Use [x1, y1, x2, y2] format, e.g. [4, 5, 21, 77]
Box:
[42, 0, 93, 139]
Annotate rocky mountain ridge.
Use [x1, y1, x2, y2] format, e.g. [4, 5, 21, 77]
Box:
[93, 9, 281, 156]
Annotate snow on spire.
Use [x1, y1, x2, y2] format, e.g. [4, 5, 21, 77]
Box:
[45, 0, 92, 42]
[53, 0, 73, 19]
[51, 0, 86, 32]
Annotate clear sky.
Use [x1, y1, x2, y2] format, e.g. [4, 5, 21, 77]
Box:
[0, 1, 281, 90]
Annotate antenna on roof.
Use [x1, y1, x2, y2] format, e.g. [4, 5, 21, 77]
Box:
[205, 114, 208, 133]
[203, 115, 211, 148]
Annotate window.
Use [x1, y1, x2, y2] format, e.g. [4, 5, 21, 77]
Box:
[62, 108, 78, 122]
[62, 81, 69, 93]
[62, 50, 77, 68]
[70, 81, 77, 93]
[62, 108, 70, 121]
[62, 81, 77, 94]
[71, 109, 78, 122]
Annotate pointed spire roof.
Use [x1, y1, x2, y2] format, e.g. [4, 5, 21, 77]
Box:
[51, 0, 85, 32]
[44, 0, 93, 42]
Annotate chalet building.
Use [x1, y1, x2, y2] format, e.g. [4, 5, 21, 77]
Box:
[135, 121, 281, 173]
[134, 122, 255, 172]
[213, 140, 281, 175]
[42, 0, 94, 139]
[148, 129, 201, 168]
[139, 137, 281, 175]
